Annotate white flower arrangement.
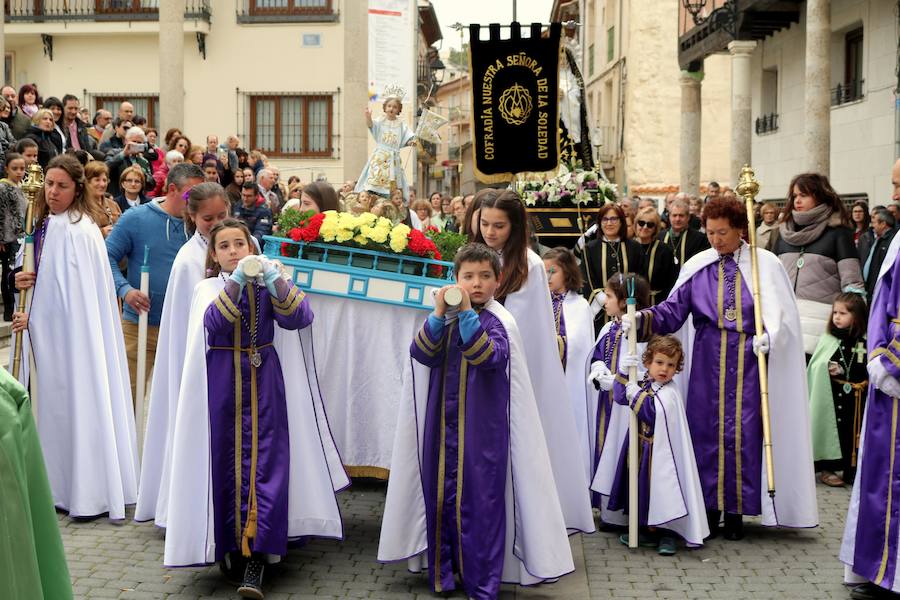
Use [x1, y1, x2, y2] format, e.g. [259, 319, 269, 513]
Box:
[515, 167, 617, 207]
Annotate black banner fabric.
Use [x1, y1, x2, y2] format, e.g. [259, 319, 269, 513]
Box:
[469, 22, 562, 183]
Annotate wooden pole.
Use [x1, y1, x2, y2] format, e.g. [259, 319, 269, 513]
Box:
[736, 164, 775, 498]
[626, 276, 639, 547]
[135, 245, 150, 459]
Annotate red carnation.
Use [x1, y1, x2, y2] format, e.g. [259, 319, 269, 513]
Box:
[296, 212, 325, 242]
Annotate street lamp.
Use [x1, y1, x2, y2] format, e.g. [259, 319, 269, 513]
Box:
[428, 48, 446, 86]
[682, 0, 708, 25]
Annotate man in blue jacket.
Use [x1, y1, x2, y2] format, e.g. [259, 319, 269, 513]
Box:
[234, 181, 273, 248]
[106, 162, 204, 403]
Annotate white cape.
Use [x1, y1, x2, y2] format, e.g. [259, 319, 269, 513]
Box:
[670, 243, 818, 528]
[163, 278, 348, 567]
[501, 250, 595, 533]
[135, 232, 206, 525]
[591, 384, 710, 545]
[13, 211, 138, 519]
[561, 290, 596, 482]
[378, 299, 574, 584]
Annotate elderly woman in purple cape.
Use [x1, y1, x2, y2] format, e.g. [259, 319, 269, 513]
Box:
[624, 196, 817, 540]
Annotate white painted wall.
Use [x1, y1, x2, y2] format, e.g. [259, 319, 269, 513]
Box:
[749, 0, 897, 203]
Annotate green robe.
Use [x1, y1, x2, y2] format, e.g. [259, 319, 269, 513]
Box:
[0, 368, 72, 599]
[807, 333, 842, 462]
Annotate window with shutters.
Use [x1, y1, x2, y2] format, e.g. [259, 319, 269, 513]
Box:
[248, 94, 333, 158]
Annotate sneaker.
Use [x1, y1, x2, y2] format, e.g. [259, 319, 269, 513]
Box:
[657, 535, 678, 556]
[237, 558, 265, 599]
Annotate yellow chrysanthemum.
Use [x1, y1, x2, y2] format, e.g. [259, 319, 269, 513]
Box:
[389, 223, 411, 253]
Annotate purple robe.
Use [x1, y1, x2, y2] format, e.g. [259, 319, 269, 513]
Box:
[551, 291, 568, 369]
[590, 321, 625, 509]
[204, 280, 312, 560]
[606, 378, 658, 525]
[850, 252, 900, 588]
[410, 311, 510, 600]
[644, 255, 763, 516]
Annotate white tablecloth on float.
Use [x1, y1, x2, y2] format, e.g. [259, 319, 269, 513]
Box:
[305, 294, 427, 478]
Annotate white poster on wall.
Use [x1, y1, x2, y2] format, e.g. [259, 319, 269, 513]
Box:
[367, 0, 416, 188]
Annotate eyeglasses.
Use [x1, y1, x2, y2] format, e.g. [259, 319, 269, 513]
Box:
[636, 220, 657, 229]
[601, 216, 620, 223]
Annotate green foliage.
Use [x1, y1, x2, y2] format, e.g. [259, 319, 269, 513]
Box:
[276, 207, 316, 234]
[426, 229, 468, 261]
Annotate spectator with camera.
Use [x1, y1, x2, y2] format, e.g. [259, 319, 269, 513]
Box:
[99, 117, 133, 156]
[106, 126, 156, 197]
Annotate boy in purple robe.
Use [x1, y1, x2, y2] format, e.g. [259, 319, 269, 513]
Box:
[203, 219, 312, 599]
[411, 243, 511, 600]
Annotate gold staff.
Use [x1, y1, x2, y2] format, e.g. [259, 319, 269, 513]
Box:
[736, 164, 775, 498]
[12, 163, 45, 388]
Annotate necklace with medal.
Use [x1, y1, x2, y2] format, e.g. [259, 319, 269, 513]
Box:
[721, 245, 743, 322]
[221, 273, 263, 367]
[836, 342, 854, 394]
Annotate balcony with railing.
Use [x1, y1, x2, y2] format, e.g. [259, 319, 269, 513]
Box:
[755, 113, 778, 135]
[236, 0, 336, 23]
[831, 79, 865, 107]
[4, 0, 210, 21]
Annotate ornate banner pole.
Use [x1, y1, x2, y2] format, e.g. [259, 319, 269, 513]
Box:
[12, 163, 44, 415]
[736, 164, 776, 498]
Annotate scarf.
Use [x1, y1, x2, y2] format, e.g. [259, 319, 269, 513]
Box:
[779, 203, 832, 247]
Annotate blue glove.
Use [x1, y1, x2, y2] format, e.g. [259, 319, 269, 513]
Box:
[229, 267, 249, 289]
[263, 259, 281, 296]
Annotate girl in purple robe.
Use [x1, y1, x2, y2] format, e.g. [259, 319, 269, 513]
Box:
[203, 218, 312, 599]
[588, 273, 650, 511]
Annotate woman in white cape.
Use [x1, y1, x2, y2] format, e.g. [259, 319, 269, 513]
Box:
[472, 188, 595, 534]
[11, 154, 138, 520]
[135, 182, 229, 524]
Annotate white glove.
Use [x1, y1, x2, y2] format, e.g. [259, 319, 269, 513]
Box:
[752, 333, 770, 356]
[620, 313, 636, 335]
[625, 382, 641, 402]
[597, 372, 616, 391]
[618, 352, 640, 376]
[589, 361, 610, 385]
[869, 357, 889, 390]
[882, 376, 900, 399]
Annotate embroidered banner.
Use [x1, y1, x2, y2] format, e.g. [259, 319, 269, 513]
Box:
[469, 22, 562, 183]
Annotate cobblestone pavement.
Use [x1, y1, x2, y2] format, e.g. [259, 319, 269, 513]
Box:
[56, 478, 853, 599]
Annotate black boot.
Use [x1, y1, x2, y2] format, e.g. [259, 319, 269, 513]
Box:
[237, 556, 265, 599]
[723, 512, 744, 541]
[850, 582, 900, 599]
[218, 552, 246, 586]
[706, 510, 721, 539]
